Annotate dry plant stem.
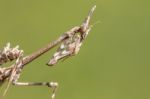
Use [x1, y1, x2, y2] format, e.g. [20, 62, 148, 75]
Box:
[0, 5, 96, 99]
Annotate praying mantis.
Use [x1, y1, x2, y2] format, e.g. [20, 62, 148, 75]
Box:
[0, 5, 96, 99]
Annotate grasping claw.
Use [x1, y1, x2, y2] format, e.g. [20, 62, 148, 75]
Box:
[47, 5, 96, 66]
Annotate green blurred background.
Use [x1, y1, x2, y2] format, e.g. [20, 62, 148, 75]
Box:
[0, 0, 150, 99]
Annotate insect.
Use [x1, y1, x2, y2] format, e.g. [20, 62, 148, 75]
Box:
[0, 43, 23, 65]
[0, 5, 96, 99]
[47, 5, 96, 66]
[47, 33, 82, 66]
